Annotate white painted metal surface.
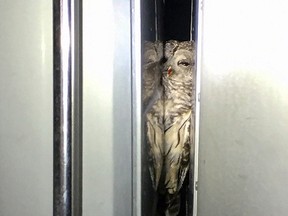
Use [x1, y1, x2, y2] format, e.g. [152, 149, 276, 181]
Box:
[82, 0, 133, 215]
[197, 0, 288, 215]
[0, 0, 52, 215]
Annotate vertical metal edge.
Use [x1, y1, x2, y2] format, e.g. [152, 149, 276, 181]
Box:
[189, 1, 195, 215]
[131, 0, 142, 215]
[154, 0, 158, 41]
[53, 0, 82, 215]
[190, 0, 194, 41]
[193, 0, 204, 216]
[53, 0, 72, 215]
[71, 0, 83, 216]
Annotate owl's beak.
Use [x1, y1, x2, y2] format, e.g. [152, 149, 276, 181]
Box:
[166, 66, 173, 77]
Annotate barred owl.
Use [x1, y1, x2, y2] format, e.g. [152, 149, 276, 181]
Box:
[144, 40, 196, 216]
[161, 40, 196, 215]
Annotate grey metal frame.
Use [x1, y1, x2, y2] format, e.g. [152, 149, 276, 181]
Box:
[53, 0, 82, 215]
[192, 0, 203, 215]
[131, 0, 142, 215]
[53, 1, 199, 215]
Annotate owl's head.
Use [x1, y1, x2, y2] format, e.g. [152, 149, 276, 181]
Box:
[163, 40, 196, 81]
[143, 41, 163, 65]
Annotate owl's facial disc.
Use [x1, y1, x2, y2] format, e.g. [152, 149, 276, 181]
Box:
[174, 50, 194, 67]
[163, 48, 195, 80]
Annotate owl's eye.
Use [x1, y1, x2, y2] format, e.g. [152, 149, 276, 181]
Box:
[177, 60, 190, 67]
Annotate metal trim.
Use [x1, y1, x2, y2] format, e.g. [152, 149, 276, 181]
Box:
[193, 0, 204, 215]
[53, 0, 82, 215]
[190, 0, 194, 41]
[131, 0, 142, 215]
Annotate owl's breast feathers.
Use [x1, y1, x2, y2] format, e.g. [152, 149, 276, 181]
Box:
[161, 76, 195, 194]
[163, 77, 195, 129]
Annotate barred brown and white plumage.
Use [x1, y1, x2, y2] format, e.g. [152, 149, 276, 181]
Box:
[144, 40, 196, 216]
[143, 41, 165, 190]
[143, 41, 163, 109]
[161, 40, 196, 215]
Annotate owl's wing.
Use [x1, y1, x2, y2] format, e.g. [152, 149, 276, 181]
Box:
[146, 110, 164, 190]
[164, 111, 192, 194]
[143, 62, 161, 108]
[176, 113, 193, 192]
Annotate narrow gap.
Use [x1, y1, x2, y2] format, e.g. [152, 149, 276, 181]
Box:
[141, 0, 198, 215]
[164, 0, 192, 41]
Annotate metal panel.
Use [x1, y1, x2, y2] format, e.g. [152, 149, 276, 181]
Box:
[132, 0, 142, 215]
[0, 0, 53, 215]
[197, 0, 288, 216]
[82, 0, 132, 215]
